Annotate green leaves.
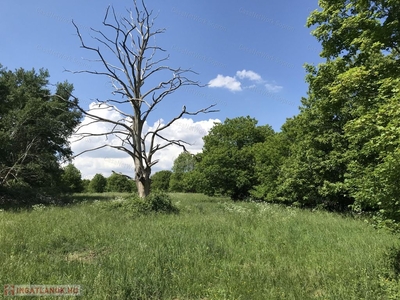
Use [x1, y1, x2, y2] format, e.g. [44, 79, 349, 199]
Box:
[169, 152, 198, 193]
[283, 0, 400, 218]
[61, 164, 84, 193]
[89, 174, 107, 193]
[307, 0, 395, 60]
[197, 116, 275, 200]
[0, 66, 81, 200]
[150, 170, 172, 192]
[106, 172, 135, 193]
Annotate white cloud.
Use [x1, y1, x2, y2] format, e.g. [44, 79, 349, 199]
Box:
[208, 74, 242, 92]
[70, 103, 220, 179]
[236, 69, 262, 82]
[209, 70, 282, 93]
[265, 83, 283, 93]
[146, 118, 220, 172]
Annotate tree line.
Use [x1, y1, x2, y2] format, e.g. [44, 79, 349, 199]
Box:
[155, 0, 400, 228]
[60, 164, 138, 194]
[1, 0, 400, 229]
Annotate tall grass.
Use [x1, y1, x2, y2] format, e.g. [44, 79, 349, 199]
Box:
[1, 193, 400, 299]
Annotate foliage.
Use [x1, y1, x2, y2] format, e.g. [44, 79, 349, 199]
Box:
[273, 0, 400, 217]
[88, 174, 107, 193]
[345, 79, 400, 222]
[171, 151, 196, 174]
[150, 170, 172, 191]
[169, 152, 198, 192]
[0, 65, 81, 205]
[81, 179, 91, 193]
[106, 172, 135, 193]
[179, 168, 204, 193]
[61, 164, 83, 193]
[96, 191, 178, 216]
[197, 116, 274, 200]
[145, 191, 178, 214]
[250, 133, 289, 202]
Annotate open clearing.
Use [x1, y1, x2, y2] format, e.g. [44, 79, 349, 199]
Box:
[1, 193, 400, 299]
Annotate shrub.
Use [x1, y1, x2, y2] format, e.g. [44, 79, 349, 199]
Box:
[89, 174, 107, 193]
[95, 191, 178, 216]
[146, 191, 178, 213]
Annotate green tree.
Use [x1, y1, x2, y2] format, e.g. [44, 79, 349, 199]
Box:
[0, 65, 81, 203]
[82, 179, 91, 193]
[276, 0, 400, 212]
[151, 170, 172, 191]
[169, 152, 197, 192]
[89, 174, 107, 193]
[307, 0, 400, 213]
[106, 172, 134, 193]
[61, 164, 83, 193]
[250, 132, 289, 202]
[197, 116, 274, 200]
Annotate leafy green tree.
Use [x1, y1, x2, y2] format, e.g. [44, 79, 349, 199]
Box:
[82, 179, 91, 193]
[61, 164, 83, 193]
[276, 0, 400, 213]
[169, 152, 197, 192]
[151, 170, 172, 191]
[344, 79, 400, 220]
[250, 133, 289, 202]
[106, 172, 134, 193]
[197, 116, 274, 200]
[0, 65, 81, 203]
[89, 174, 107, 193]
[307, 0, 400, 212]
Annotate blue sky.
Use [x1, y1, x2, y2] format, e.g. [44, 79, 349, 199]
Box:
[1, 0, 323, 178]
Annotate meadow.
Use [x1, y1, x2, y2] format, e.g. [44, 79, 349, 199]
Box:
[1, 193, 400, 299]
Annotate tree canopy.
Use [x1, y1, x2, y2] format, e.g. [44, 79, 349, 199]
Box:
[61, 164, 84, 193]
[272, 0, 400, 216]
[197, 116, 274, 200]
[0, 65, 81, 205]
[89, 174, 107, 193]
[151, 170, 172, 192]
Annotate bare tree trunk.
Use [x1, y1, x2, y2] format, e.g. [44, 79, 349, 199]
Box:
[60, 0, 218, 198]
[135, 164, 151, 198]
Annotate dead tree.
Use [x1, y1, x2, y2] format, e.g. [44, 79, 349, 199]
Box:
[63, 0, 217, 198]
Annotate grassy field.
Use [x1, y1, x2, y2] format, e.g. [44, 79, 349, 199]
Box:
[1, 193, 400, 299]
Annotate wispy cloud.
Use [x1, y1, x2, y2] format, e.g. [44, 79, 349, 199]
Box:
[236, 69, 262, 82]
[209, 69, 282, 93]
[265, 83, 283, 93]
[208, 74, 242, 92]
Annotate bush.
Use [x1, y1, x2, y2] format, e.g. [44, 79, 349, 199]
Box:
[95, 191, 178, 216]
[146, 191, 178, 213]
[89, 174, 107, 193]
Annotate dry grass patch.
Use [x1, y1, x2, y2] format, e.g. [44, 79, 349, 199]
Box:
[65, 248, 109, 264]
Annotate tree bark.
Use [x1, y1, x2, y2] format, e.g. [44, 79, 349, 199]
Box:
[61, 1, 218, 198]
[135, 165, 151, 198]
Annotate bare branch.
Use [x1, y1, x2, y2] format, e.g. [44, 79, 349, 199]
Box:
[66, 0, 217, 197]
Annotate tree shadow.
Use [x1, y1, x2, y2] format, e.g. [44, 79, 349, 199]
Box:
[70, 193, 129, 203]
